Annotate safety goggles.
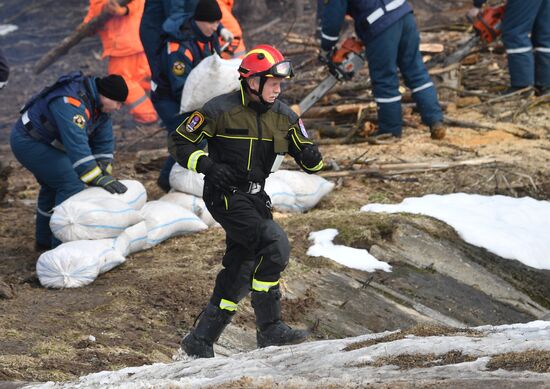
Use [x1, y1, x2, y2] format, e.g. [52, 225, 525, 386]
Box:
[261, 60, 294, 78]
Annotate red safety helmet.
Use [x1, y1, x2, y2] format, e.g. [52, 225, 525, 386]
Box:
[238, 45, 294, 79]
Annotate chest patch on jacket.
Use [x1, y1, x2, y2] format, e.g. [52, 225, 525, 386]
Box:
[186, 111, 205, 132]
[172, 61, 186, 76]
[72, 114, 86, 129]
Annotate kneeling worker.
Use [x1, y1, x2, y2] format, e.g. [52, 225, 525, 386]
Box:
[169, 45, 324, 358]
[10, 72, 129, 251]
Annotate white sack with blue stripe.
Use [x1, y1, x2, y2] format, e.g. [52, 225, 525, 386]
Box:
[268, 170, 334, 212]
[36, 239, 125, 289]
[50, 197, 143, 242]
[169, 163, 205, 197]
[140, 201, 208, 249]
[65, 180, 148, 210]
[159, 192, 219, 227]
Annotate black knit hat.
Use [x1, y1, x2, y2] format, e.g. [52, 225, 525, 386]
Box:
[95, 74, 128, 102]
[194, 0, 222, 22]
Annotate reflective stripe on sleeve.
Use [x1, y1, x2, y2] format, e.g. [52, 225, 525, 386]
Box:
[219, 299, 238, 312]
[126, 94, 148, 110]
[367, 8, 384, 24]
[37, 207, 52, 218]
[506, 47, 532, 54]
[80, 166, 102, 183]
[187, 150, 206, 172]
[73, 155, 96, 169]
[412, 82, 434, 94]
[386, 0, 406, 11]
[252, 278, 279, 292]
[93, 153, 113, 160]
[321, 32, 339, 41]
[534, 47, 550, 53]
[375, 95, 402, 103]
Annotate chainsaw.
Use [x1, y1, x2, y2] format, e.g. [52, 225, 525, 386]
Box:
[297, 37, 366, 115]
[444, 5, 505, 66]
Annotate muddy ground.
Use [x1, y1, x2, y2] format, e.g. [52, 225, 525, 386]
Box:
[1, 0, 550, 384]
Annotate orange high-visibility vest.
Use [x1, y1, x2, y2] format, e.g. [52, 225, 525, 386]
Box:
[84, 0, 145, 58]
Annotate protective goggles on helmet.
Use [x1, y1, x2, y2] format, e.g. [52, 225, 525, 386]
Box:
[258, 60, 294, 78]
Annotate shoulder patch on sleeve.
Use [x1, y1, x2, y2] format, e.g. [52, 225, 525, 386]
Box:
[185, 111, 205, 133]
[172, 61, 186, 76]
[298, 118, 309, 138]
[72, 114, 86, 129]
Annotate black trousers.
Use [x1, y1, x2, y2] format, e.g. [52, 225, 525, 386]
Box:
[203, 183, 290, 307]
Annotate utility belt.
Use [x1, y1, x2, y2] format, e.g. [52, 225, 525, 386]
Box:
[231, 180, 264, 195]
[20, 111, 65, 151]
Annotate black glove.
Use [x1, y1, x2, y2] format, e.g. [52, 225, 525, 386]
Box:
[96, 159, 113, 175]
[199, 157, 236, 190]
[300, 145, 322, 168]
[90, 174, 127, 194]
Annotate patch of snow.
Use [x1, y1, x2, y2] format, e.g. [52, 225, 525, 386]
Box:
[361, 194, 550, 270]
[307, 228, 391, 272]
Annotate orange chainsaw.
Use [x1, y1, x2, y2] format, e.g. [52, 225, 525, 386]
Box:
[297, 37, 365, 115]
[444, 5, 505, 66]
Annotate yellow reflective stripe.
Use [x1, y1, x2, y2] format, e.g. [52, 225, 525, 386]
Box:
[252, 278, 279, 292]
[247, 139, 253, 171]
[187, 150, 206, 172]
[216, 134, 273, 141]
[246, 48, 275, 64]
[290, 131, 301, 151]
[291, 127, 313, 146]
[240, 84, 246, 106]
[219, 298, 238, 311]
[223, 195, 228, 210]
[80, 166, 102, 183]
[105, 164, 113, 174]
[303, 159, 324, 172]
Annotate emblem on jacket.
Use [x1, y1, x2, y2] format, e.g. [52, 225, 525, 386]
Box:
[72, 114, 86, 129]
[186, 111, 205, 132]
[172, 61, 186, 76]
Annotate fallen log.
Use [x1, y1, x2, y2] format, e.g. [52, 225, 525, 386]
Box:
[320, 157, 499, 178]
[34, 0, 131, 74]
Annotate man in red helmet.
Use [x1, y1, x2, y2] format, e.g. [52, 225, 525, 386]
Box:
[168, 45, 323, 358]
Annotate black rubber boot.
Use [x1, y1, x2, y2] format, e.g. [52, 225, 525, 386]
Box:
[251, 288, 309, 348]
[181, 303, 234, 358]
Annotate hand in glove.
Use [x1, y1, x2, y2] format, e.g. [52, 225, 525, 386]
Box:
[106, 0, 129, 16]
[90, 174, 127, 194]
[96, 160, 113, 175]
[300, 145, 322, 168]
[199, 157, 236, 190]
[220, 28, 234, 42]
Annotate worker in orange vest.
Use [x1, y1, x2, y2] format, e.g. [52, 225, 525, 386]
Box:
[217, 0, 246, 58]
[84, 0, 158, 124]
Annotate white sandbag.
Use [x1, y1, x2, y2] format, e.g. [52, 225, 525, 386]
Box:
[36, 240, 125, 289]
[67, 180, 147, 210]
[50, 197, 143, 242]
[271, 170, 334, 212]
[264, 175, 299, 213]
[200, 208, 219, 227]
[140, 201, 208, 249]
[112, 221, 148, 256]
[180, 54, 241, 113]
[169, 163, 205, 197]
[159, 192, 207, 216]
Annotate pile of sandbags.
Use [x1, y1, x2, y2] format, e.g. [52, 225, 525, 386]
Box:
[37, 180, 208, 289]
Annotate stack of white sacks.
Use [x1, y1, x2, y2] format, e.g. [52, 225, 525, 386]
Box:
[37, 55, 335, 289]
[37, 180, 208, 289]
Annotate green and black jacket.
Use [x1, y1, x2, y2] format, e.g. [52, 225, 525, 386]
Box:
[168, 88, 323, 184]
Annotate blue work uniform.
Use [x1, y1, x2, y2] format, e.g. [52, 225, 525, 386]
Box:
[10, 72, 114, 248]
[321, 0, 443, 137]
[151, 19, 221, 186]
[139, 0, 198, 82]
[474, 0, 550, 89]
